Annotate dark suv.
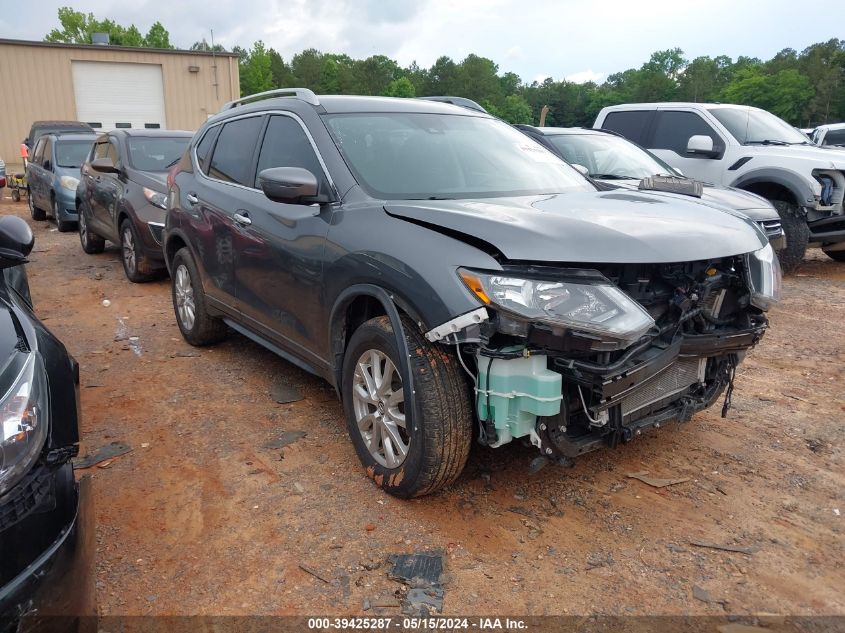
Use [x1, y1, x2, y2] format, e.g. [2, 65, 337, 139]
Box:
[76, 129, 192, 282]
[165, 89, 780, 498]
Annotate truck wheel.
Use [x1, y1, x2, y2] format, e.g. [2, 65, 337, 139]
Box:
[342, 315, 473, 498]
[822, 248, 845, 262]
[771, 201, 809, 274]
[28, 190, 46, 221]
[171, 247, 227, 346]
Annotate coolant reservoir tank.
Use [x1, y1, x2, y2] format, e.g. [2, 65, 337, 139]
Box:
[475, 351, 563, 447]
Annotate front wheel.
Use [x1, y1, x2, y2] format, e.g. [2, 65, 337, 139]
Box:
[120, 219, 155, 283]
[170, 247, 227, 346]
[29, 190, 46, 221]
[342, 315, 473, 498]
[78, 203, 105, 254]
[53, 198, 74, 232]
[771, 201, 809, 274]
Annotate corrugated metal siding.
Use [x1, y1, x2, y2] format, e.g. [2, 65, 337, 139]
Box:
[0, 42, 239, 172]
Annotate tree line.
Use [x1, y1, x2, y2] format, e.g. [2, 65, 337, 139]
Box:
[45, 8, 845, 128]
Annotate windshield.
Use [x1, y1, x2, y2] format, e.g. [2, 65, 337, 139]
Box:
[325, 113, 592, 199]
[545, 133, 677, 180]
[126, 137, 190, 171]
[822, 129, 845, 147]
[708, 107, 809, 145]
[55, 141, 95, 168]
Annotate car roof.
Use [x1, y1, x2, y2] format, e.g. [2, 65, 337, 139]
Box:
[223, 94, 489, 117]
[49, 132, 98, 141]
[815, 122, 845, 132]
[105, 129, 194, 138]
[522, 126, 609, 137]
[602, 102, 761, 112]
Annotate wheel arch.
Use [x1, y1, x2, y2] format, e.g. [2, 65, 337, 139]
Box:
[163, 228, 194, 275]
[730, 168, 815, 209]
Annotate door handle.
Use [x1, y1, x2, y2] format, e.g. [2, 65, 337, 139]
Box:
[186, 193, 199, 206]
[233, 212, 252, 227]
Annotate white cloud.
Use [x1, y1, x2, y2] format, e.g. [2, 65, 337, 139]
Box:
[565, 70, 605, 84]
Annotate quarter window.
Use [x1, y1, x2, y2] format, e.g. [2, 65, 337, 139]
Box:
[650, 111, 724, 156]
[195, 126, 221, 175]
[207, 117, 264, 186]
[41, 138, 54, 169]
[31, 138, 46, 165]
[601, 111, 652, 145]
[254, 115, 327, 190]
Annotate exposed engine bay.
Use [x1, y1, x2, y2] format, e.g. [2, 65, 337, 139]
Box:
[435, 255, 770, 465]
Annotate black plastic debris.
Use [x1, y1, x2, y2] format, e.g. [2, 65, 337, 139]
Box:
[270, 380, 303, 404]
[388, 551, 445, 616]
[263, 431, 307, 450]
[73, 441, 132, 468]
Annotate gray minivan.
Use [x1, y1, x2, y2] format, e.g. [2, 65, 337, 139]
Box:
[27, 132, 97, 231]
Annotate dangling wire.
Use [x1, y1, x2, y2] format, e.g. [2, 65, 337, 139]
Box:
[721, 355, 738, 418]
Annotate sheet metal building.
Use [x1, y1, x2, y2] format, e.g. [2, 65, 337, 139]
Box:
[0, 38, 240, 170]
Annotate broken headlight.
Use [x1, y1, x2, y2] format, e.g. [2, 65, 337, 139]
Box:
[459, 269, 654, 346]
[746, 243, 782, 311]
[0, 353, 49, 497]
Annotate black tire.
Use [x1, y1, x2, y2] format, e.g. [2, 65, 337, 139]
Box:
[119, 219, 156, 283]
[77, 202, 105, 254]
[771, 201, 809, 274]
[342, 315, 473, 498]
[170, 247, 227, 346]
[53, 197, 74, 232]
[822, 248, 845, 262]
[11, 189, 20, 203]
[28, 190, 46, 221]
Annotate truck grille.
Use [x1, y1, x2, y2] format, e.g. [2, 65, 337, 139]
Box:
[621, 356, 705, 416]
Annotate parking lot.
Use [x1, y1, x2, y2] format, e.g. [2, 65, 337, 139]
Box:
[7, 197, 843, 616]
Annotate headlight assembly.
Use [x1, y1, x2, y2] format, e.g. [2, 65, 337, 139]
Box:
[459, 268, 655, 346]
[0, 353, 49, 497]
[60, 175, 80, 191]
[746, 243, 782, 311]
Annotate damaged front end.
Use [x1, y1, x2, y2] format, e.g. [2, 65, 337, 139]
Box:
[428, 244, 781, 464]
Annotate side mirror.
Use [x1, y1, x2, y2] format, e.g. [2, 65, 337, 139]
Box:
[91, 157, 119, 174]
[686, 135, 717, 157]
[0, 216, 35, 269]
[258, 167, 326, 205]
[571, 163, 590, 177]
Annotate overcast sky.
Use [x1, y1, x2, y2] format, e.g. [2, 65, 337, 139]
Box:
[4, 0, 844, 84]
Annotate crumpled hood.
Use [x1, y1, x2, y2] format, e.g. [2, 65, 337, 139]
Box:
[385, 191, 767, 264]
[606, 180, 778, 221]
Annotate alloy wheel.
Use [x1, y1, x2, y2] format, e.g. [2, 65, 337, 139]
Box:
[174, 264, 196, 331]
[79, 211, 89, 246]
[351, 349, 409, 468]
[122, 225, 136, 274]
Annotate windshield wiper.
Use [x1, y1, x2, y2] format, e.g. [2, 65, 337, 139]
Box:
[591, 173, 637, 180]
[744, 139, 790, 146]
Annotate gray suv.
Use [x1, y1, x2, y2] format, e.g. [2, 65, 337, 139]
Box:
[164, 89, 779, 498]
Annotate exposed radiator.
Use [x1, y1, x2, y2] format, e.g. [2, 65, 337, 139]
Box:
[621, 356, 705, 416]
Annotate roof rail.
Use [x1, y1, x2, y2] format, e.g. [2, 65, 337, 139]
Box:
[222, 88, 320, 111]
[418, 96, 488, 114]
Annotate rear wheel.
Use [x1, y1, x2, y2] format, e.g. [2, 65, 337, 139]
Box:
[171, 247, 227, 346]
[28, 190, 45, 221]
[823, 248, 845, 262]
[120, 219, 155, 283]
[771, 201, 809, 274]
[342, 315, 473, 498]
[78, 203, 105, 254]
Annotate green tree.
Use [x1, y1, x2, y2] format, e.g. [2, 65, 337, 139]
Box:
[239, 41, 274, 96]
[190, 39, 226, 53]
[487, 94, 533, 124]
[384, 76, 416, 98]
[44, 6, 173, 48]
[722, 67, 814, 123]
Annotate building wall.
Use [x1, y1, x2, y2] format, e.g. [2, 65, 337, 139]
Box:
[0, 40, 240, 171]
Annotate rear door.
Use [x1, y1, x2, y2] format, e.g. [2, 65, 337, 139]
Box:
[90, 136, 122, 239]
[233, 113, 334, 363]
[27, 138, 47, 206]
[186, 115, 264, 314]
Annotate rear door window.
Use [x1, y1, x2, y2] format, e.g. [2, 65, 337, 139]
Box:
[195, 126, 221, 175]
[31, 138, 46, 165]
[41, 138, 54, 169]
[254, 115, 327, 190]
[207, 116, 264, 186]
[650, 111, 725, 156]
[600, 111, 653, 145]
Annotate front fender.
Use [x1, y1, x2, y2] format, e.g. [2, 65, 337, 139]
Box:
[730, 167, 816, 208]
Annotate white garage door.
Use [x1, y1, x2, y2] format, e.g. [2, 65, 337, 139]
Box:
[72, 61, 167, 131]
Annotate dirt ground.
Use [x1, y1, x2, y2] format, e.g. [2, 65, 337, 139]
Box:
[4, 197, 843, 617]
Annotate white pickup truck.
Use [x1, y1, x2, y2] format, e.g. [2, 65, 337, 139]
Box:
[594, 103, 845, 269]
